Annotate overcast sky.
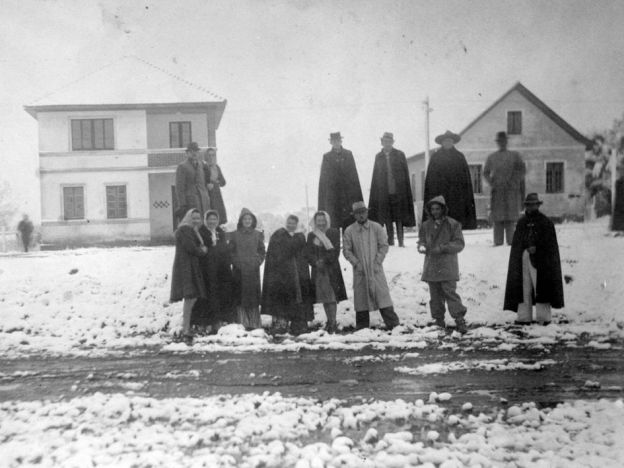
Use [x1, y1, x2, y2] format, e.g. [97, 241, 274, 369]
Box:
[2, 0, 624, 223]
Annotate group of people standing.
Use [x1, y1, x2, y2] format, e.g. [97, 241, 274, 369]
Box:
[169, 127, 568, 344]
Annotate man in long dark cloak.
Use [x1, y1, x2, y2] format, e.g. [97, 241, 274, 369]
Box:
[422, 130, 477, 230]
[504, 193, 564, 325]
[318, 132, 364, 231]
[368, 132, 415, 247]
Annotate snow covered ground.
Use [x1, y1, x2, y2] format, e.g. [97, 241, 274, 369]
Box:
[0, 219, 623, 357]
[1, 392, 622, 467]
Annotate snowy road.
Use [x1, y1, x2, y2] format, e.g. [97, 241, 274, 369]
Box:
[2, 345, 622, 409]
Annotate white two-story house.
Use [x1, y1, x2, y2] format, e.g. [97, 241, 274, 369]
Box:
[24, 55, 226, 246]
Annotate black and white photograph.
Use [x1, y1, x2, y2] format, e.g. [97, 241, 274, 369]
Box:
[1, 1, 623, 466]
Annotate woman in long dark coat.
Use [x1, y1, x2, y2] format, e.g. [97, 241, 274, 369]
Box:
[191, 210, 234, 332]
[230, 208, 265, 330]
[504, 194, 564, 324]
[204, 148, 228, 224]
[170, 208, 208, 344]
[261, 215, 314, 335]
[423, 131, 477, 230]
[306, 211, 347, 333]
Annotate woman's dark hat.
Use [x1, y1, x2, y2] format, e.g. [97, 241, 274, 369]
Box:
[524, 193, 543, 206]
[434, 130, 461, 145]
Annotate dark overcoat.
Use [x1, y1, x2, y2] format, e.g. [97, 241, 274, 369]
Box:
[229, 209, 265, 309]
[175, 159, 210, 217]
[305, 228, 348, 303]
[191, 225, 234, 326]
[612, 178, 624, 231]
[423, 147, 477, 229]
[504, 210, 565, 311]
[261, 228, 314, 319]
[204, 163, 228, 224]
[483, 150, 526, 222]
[318, 148, 364, 230]
[368, 148, 416, 227]
[170, 225, 207, 302]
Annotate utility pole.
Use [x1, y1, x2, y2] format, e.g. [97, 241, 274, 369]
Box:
[423, 96, 433, 174]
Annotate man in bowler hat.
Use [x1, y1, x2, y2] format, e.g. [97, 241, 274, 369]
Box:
[318, 132, 364, 231]
[368, 132, 416, 247]
[484, 131, 526, 246]
[504, 193, 564, 325]
[175, 142, 210, 219]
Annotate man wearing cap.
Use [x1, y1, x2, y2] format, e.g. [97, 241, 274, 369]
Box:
[504, 194, 564, 325]
[484, 132, 526, 246]
[418, 195, 468, 333]
[423, 130, 477, 230]
[318, 132, 364, 231]
[343, 201, 400, 330]
[368, 132, 416, 247]
[175, 142, 211, 219]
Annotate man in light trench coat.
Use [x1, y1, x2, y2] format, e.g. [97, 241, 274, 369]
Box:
[175, 141, 211, 220]
[343, 201, 400, 330]
[483, 131, 526, 246]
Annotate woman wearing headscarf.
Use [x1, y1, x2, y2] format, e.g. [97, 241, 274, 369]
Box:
[305, 211, 347, 333]
[230, 208, 265, 329]
[191, 210, 234, 332]
[170, 208, 208, 345]
[262, 215, 314, 335]
[204, 147, 228, 224]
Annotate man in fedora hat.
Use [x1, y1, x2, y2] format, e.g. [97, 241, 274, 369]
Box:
[484, 131, 526, 246]
[318, 132, 364, 231]
[343, 201, 400, 330]
[504, 193, 564, 325]
[175, 142, 210, 220]
[423, 130, 477, 230]
[368, 132, 416, 247]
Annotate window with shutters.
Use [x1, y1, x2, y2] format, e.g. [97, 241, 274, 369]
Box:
[507, 111, 522, 135]
[546, 162, 564, 193]
[106, 185, 128, 219]
[469, 164, 483, 194]
[71, 119, 114, 150]
[63, 186, 85, 220]
[169, 122, 192, 148]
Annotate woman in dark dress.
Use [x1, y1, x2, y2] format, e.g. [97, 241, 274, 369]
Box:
[170, 209, 208, 344]
[204, 148, 228, 224]
[306, 211, 347, 333]
[191, 210, 234, 333]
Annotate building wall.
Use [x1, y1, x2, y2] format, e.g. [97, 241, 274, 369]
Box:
[146, 111, 210, 149]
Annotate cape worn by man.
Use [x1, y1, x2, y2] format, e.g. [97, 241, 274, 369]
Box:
[318, 132, 364, 231]
[504, 194, 564, 323]
[423, 131, 477, 230]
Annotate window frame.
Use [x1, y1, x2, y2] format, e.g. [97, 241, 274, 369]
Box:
[61, 184, 86, 220]
[70, 118, 115, 151]
[169, 121, 193, 149]
[105, 184, 128, 219]
[468, 164, 483, 194]
[507, 110, 523, 135]
[545, 161, 565, 194]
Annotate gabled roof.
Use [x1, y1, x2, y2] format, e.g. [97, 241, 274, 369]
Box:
[24, 55, 226, 118]
[459, 82, 591, 146]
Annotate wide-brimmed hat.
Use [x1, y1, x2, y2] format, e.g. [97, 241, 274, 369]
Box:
[186, 141, 200, 152]
[329, 132, 343, 141]
[495, 131, 508, 142]
[434, 130, 461, 145]
[351, 201, 368, 214]
[381, 132, 394, 141]
[524, 193, 543, 206]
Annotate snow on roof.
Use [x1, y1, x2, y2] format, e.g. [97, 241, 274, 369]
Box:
[25, 55, 226, 111]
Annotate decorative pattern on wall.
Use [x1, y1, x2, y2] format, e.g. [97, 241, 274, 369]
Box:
[153, 201, 170, 209]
